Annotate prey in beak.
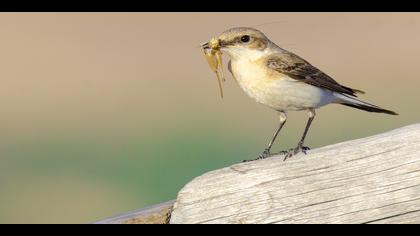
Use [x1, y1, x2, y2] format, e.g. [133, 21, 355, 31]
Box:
[201, 38, 226, 98]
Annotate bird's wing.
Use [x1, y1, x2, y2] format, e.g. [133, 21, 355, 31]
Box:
[266, 52, 364, 96]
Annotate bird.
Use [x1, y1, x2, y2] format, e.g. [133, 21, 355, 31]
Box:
[201, 27, 398, 161]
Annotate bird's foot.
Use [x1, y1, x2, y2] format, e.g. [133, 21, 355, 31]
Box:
[283, 145, 310, 161]
[242, 148, 272, 162]
[273, 150, 288, 156]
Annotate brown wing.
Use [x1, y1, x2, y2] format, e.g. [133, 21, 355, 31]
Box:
[267, 52, 364, 96]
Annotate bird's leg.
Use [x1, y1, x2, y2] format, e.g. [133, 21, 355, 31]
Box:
[243, 112, 287, 162]
[284, 109, 315, 161]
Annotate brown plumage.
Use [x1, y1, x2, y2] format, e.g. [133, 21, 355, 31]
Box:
[266, 52, 365, 97]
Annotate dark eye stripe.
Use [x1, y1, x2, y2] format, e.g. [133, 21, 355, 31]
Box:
[221, 35, 255, 46]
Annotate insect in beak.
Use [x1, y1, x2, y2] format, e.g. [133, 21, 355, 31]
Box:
[201, 37, 226, 99]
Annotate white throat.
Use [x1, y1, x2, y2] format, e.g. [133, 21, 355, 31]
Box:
[222, 47, 269, 62]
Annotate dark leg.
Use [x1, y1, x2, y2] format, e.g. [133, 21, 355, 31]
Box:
[284, 109, 316, 161]
[243, 112, 287, 162]
[260, 114, 287, 158]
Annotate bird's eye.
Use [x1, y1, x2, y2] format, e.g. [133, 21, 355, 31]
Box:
[240, 35, 250, 43]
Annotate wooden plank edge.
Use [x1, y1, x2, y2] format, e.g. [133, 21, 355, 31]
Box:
[94, 200, 175, 224]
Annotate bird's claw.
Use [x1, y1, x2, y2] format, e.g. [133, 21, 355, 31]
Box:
[258, 148, 272, 159]
[242, 148, 272, 162]
[283, 145, 310, 161]
[242, 145, 310, 163]
[273, 150, 288, 156]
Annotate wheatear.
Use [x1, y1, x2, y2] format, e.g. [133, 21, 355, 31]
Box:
[202, 27, 397, 161]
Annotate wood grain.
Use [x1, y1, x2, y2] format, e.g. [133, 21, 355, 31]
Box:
[170, 124, 420, 224]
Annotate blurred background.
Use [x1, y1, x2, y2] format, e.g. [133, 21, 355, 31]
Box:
[0, 13, 419, 223]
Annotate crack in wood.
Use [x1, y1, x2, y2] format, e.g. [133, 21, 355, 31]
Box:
[362, 210, 420, 224]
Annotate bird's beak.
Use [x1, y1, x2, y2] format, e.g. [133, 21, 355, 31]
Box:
[201, 41, 210, 50]
[201, 38, 221, 50]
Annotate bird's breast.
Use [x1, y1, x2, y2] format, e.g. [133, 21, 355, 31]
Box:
[231, 57, 286, 106]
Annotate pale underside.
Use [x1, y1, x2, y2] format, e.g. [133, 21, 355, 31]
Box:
[229, 50, 337, 112]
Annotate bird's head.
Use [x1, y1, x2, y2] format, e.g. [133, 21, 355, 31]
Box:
[202, 27, 272, 60]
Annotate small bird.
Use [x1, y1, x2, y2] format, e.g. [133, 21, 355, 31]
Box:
[202, 27, 398, 161]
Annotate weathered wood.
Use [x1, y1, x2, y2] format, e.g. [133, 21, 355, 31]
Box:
[95, 200, 174, 224]
[170, 124, 420, 224]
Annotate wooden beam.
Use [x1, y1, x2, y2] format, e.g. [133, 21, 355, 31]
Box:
[95, 124, 420, 224]
[170, 124, 420, 224]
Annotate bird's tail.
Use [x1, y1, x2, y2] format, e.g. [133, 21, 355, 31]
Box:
[334, 93, 398, 115]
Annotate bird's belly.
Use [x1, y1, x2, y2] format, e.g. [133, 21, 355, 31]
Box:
[232, 61, 335, 111]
